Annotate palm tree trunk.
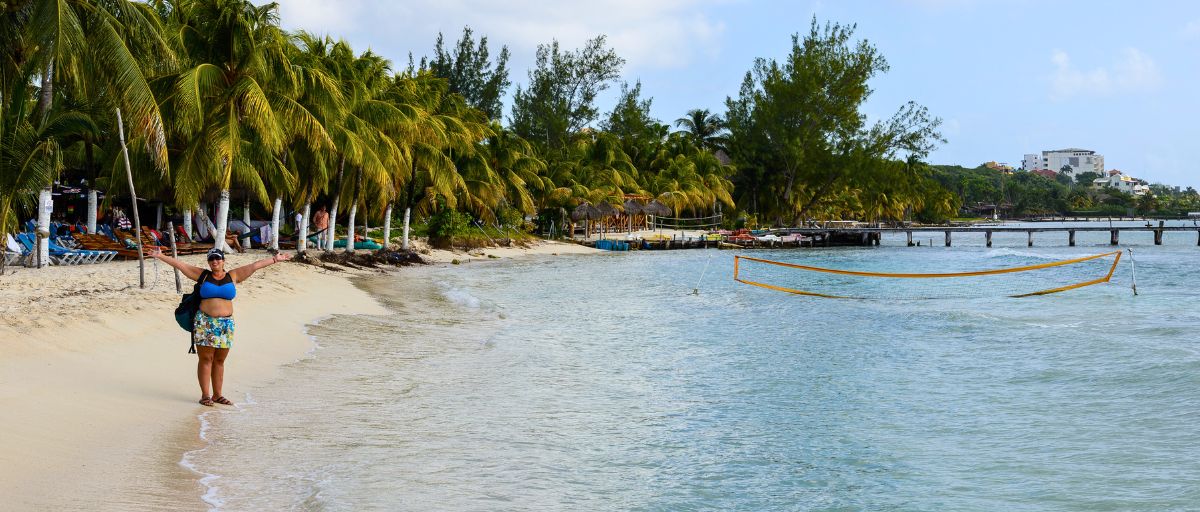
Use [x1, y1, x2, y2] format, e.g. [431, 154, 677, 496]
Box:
[183, 209, 193, 240]
[86, 190, 98, 233]
[38, 60, 53, 125]
[402, 207, 411, 250]
[345, 202, 357, 254]
[213, 189, 232, 253]
[297, 202, 311, 255]
[270, 196, 282, 250]
[326, 158, 345, 252]
[345, 170, 363, 254]
[242, 196, 251, 249]
[36, 188, 52, 268]
[382, 204, 393, 250]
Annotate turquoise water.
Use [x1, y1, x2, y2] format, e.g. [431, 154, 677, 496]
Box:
[188, 222, 1200, 511]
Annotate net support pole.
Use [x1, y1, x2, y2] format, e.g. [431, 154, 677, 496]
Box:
[1128, 248, 1138, 296]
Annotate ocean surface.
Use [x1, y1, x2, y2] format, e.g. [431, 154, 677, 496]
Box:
[185, 221, 1200, 511]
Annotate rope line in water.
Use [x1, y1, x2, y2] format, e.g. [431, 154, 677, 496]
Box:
[733, 251, 1123, 299]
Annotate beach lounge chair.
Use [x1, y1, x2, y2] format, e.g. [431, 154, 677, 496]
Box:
[4, 233, 29, 266]
[14, 232, 91, 265]
[72, 233, 142, 259]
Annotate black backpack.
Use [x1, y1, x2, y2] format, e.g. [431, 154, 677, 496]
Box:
[174, 270, 211, 353]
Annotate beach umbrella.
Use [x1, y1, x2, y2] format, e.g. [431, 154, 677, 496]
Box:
[622, 199, 644, 216]
[571, 202, 599, 221]
[594, 202, 618, 218]
[646, 200, 673, 217]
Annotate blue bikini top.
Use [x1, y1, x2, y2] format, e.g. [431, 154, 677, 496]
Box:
[199, 272, 237, 300]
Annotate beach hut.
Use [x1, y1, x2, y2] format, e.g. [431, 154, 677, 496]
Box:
[571, 203, 601, 238]
[646, 200, 673, 231]
[622, 199, 644, 232]
[593, 202, 619, 239]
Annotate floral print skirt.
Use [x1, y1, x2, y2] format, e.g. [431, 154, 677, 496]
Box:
[194, 310, 234, 349]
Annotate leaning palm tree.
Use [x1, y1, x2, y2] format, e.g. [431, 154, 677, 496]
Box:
[0, 0, 172, 242]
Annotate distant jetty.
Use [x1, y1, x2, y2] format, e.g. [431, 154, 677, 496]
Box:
[583, 221, 1200, 250]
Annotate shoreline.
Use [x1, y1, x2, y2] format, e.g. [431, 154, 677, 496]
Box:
[0, 240, 599, 510]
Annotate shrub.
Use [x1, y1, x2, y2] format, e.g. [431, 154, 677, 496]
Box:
[428, 209, 471, 248]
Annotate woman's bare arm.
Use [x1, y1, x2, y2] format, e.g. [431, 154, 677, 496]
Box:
[148, 247, 206, 281]
[229, 252, 292, 283]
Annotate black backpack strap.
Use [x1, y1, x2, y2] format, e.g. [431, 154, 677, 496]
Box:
[188, 270, 211, 354]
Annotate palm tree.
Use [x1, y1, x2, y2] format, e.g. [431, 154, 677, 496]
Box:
[157, 0, 328, 251]
[1, 0, 171, 243]
[674, 108, 726, 152]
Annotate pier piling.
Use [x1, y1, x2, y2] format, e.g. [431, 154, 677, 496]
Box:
[1110, 230, 1119, 246]
[907, 231, 914, 247]
[945, 231, 951, 247]
[985, 231, 992, 248]
[1027, 231, 1033, 247]
[1154, 221, 1164, 245]
[1069, 230, 1076, 247]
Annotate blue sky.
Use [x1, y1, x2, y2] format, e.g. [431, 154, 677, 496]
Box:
[272, 0, 1200, 189]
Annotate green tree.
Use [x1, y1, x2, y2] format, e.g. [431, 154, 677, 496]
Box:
[425, 27, 511, 120]
[1075, 171, 1100, 185]
[510, 36, 624, 153]
[674, 108, 726, 152]
[1, 0, 171, 237]
[724, 18, 944, 224]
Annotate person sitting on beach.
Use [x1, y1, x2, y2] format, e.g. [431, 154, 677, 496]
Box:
[149, 247, 291, 406]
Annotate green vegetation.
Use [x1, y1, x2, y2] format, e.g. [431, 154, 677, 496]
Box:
[932, 164, 1200, 218]
[2, 3, 1192, 244]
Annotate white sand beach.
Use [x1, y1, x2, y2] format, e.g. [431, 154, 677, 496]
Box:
[0, 240, 598, 510]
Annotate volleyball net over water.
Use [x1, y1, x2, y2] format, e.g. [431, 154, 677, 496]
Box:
[733, 251, 1123, 299]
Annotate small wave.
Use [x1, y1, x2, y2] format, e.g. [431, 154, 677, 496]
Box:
[985, 248, 1065, 260]
[181, 410, 225, 511]
[441, 287, 482, 308]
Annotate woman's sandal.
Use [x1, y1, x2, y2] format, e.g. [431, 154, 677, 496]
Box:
[213, 396, 234, 406]
[199, 396, 214, 406]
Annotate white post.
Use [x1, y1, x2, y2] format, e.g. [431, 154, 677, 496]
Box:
[183, 209, 193, 240]
[213, 189, 231, 252]
[86, 189, 97, 233]
[297, 202, 310, 254]
[402, 207, 410, 250]
[383, 204, 393, 250]
[36, 187, 52, 268]
[345, 203, 357, 254]
[270, 196, 282, 250]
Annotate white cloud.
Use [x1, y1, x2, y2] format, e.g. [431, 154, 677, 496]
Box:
[1183, 19, 1200, 40]
[273, 0, 727, 72]
[1049, 48, 1162, 100]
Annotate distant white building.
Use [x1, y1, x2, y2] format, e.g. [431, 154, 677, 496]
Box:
[1022, 148, 1104, 179]
[1092, 171, 1150, 196]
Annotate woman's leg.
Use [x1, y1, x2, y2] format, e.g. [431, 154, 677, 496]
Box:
[196, 346, 215, 401]
[211, 347, 230, 401]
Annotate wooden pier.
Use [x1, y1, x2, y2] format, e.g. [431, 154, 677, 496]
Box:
[580, 221, 1200, 251]
[781, 221, 1200, 247]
